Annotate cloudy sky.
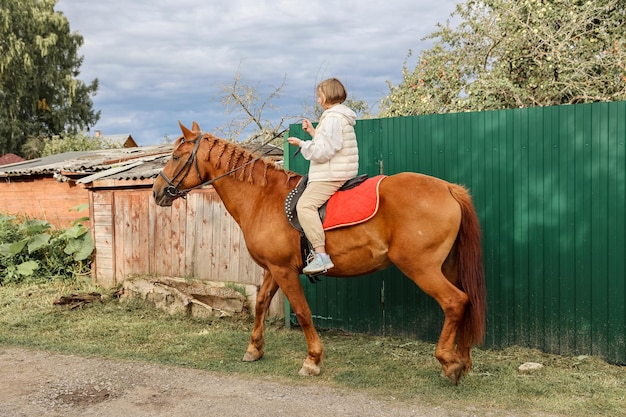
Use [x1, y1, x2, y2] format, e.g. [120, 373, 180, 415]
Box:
[55, 0, 459, 145]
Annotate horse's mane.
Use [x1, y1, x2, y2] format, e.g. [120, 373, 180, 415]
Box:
[200, 134, 300, 186]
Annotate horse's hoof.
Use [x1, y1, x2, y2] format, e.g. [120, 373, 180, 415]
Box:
[462, 360, 472, 375]
[298, 359, 321, 376]
[443, 362, 465, 385]
[242, 347, 263, 362]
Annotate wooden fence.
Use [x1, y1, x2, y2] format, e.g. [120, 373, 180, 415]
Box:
[89, 186, 282, 316]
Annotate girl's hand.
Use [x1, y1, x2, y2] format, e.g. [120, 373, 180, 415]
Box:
[302, 118, 315, 136]
[287, 137, 302, 147]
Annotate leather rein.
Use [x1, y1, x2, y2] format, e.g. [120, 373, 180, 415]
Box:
[158, 130, 287, 199]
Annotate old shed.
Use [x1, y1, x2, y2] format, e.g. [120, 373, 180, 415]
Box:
[78, 142, 285, 316]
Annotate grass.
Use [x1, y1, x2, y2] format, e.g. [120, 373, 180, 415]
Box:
[1, 280, 624, 417]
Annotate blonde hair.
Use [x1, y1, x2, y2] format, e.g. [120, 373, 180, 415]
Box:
[317, 78, 347, 105]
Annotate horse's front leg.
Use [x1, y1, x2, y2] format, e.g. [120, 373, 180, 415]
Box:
[272, 268, 323, 376]
[294, 299, 323, 376]
[243, 270, 279, 362]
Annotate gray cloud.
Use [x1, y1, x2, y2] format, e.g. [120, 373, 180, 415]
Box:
[57, 0, 458, 144]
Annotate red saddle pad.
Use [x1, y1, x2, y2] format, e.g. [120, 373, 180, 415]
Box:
[323, 175, 385, 231]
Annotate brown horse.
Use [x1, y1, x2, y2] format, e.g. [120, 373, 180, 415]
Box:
[152, 122, 486, 385]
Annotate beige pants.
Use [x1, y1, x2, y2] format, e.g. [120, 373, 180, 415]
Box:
[296, 180, 345, 248]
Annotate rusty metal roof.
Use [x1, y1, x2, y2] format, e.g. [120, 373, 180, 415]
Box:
[0, 153, 27, 166]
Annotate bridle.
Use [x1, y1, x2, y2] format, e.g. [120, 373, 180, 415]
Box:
[158, 133, 204, 199]
[158, 130, 287, 199]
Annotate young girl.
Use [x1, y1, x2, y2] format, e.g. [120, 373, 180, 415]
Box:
[287, 78, 359, 274]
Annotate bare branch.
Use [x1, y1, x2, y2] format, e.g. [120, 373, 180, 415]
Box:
[216, 68, 293, 144]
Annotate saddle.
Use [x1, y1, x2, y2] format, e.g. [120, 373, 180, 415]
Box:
[284, 174, 368, 233]
[284, 174, 385, 280]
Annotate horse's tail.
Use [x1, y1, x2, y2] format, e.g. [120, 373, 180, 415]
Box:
[448, 184, 486, 346]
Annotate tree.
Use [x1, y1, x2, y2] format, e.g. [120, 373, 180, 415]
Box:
[216, 68, 292, 145]
[0, 0, 100, 155]
[39, 133, 122, 156]
[380, 0, 626, 116]
[309, 97, 372, 120]
[20, 132, 122, 159]
[216, 69, 372, 146]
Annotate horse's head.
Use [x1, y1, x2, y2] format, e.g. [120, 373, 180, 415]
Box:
[153, 121, 205, 206]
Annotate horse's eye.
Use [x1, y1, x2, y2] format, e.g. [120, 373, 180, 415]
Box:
[172, 155, 180, 161]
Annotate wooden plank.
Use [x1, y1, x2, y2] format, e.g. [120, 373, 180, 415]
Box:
[195, 192, 212, 279]
[91, 192, 112, 205]
[148, 194, 155, 273]
[217, 205, 231, 281]
[123, 192, 146, 276]
[137, 193, 151, 274]
[91, 190, 115, 286]
[184, 192, 199, 276]
[154, 203, 173, 275]
[113, 194, 127, 279]
[208, 194, 221, 279]
[169, 197, 186, 276]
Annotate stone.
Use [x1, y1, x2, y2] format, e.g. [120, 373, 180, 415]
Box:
[518, 362, 544, 373]
[121, 276, 248, 319]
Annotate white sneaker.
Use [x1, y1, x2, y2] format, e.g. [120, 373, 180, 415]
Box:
[303, 253, 334, 275]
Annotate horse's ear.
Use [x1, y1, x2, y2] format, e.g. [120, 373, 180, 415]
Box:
[178, 121, 196, 141]
[191, 121, 201, 132]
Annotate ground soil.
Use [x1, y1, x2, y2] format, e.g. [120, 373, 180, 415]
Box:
[0, 346, 458, 417]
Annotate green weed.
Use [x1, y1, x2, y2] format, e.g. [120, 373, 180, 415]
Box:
[0, 211, 93, 284]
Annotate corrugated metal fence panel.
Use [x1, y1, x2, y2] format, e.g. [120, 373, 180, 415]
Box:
[286, 101, 626, 364]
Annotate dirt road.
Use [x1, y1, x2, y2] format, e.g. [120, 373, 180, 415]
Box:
[0, 347, 455, 417]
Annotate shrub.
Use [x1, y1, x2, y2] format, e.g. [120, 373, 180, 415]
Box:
[0, 211, 94, 285]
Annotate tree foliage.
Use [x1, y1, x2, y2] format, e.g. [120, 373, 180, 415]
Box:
[309, 97, 372, 120]
[39, 133, 122, 157]
[0, 0, 100, 155]
[380, 0, 626, 116]
[19, 132, 123, 159]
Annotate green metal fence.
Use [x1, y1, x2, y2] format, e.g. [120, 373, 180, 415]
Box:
[285, 101, 626, 365]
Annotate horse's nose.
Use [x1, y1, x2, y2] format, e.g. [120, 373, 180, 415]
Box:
[152, 189, 163, 204]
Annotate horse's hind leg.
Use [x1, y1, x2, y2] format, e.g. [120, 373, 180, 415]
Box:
[243, 270, 279, 362]
[441, 254, 473, 375]
[400, 264, 469, 384]
[456, 326, 473, 375]
[426, 273, 469, 384]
